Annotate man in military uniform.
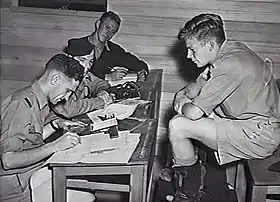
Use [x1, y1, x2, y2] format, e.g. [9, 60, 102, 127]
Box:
[160, 13, 280, 202]
[51, 38, 114, 118]
[0, 54, 95, 202]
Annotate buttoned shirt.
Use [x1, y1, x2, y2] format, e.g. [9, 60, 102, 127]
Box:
[194, 41, 280, 120]
[0, 82, 49, 175]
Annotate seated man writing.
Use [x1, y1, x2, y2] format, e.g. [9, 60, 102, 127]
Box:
[50, 38, 114, 118]
[0, 54, 95, 202]
[67, 11, 149, 81]
[164, 13, 280, 201]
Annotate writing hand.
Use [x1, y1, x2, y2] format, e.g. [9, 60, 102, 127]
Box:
[53, 132, 81, 152]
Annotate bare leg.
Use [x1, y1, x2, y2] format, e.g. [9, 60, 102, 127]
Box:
[169, 115, 217, 166]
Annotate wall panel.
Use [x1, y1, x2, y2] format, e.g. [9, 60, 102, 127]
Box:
[1, 0, 280, 157]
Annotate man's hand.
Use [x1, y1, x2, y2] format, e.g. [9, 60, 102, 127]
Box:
[181, 102, 204, 120]
[137, 69, 148, 82]
[52, 132, 81, 152]
[173, 91, 192, 114]
[108, 67, 128, 80]
[97, 90, 114, 105]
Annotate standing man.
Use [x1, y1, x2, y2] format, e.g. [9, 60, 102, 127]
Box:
[166, 13, 280, 201]
[67, 11, 149, 81]
[0, 54, 94, 202]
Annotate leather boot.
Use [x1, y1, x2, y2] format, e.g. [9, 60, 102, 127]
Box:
[173, 159, 207, 202]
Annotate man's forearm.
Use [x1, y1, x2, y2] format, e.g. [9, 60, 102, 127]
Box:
[52, 98, 105, 118]
[1, 143, 56, 170]
[180, 82, 203, 99]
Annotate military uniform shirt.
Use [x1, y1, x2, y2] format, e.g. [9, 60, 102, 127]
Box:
[0, 81, 49, 175]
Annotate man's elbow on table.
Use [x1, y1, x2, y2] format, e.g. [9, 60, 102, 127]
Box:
[181, 102, 204, 120]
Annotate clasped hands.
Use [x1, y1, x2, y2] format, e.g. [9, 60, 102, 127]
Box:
[173, 91, 204, 120]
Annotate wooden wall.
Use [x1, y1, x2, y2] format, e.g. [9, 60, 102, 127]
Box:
[1, 0, 280, 155]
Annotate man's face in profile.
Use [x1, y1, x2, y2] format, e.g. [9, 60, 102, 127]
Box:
[49, 75, 79, 105]
[185, 37, 213, 68]
[97, 18, 119, 43]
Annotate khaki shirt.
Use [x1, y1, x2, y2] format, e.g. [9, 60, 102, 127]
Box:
[51, 72, 110, 118]
[194, 41, 280, 120]
[0, 82, 49, 175]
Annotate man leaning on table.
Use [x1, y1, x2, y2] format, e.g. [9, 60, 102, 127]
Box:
[0, 54, 95, 202]
[160, 13, 280, 202]
[67, 10, 149, 81]
[50, 38, 114, 119]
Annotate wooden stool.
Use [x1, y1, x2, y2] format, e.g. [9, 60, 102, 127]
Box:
[245, 147, 280, 202]
[226, 161, 247, 202]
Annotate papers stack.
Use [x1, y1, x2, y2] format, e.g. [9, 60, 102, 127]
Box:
[44, 131, 141, 165]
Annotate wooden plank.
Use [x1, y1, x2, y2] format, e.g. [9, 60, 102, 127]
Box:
[2, 9, 280, 35]
[1, 80, 30, 100]
[2, 27, 280, 60]
[1, 8, 98, 31]
[8, 6, 104, 18]
[110, 0, 280, 23]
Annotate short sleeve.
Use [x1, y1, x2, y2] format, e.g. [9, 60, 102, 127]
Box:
[0, 99, 42, 154]
[193, 59, 244, 115]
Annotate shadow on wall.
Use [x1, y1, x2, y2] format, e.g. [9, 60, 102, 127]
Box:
[168, 40, 204, 82]
[161, 40, 206, 128]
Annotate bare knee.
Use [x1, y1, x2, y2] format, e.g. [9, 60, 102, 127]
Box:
[169, 115, 193, 141]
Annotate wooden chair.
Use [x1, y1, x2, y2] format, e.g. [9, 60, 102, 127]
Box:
[245, 147, 280, 202]
[226, 147, 280, 202]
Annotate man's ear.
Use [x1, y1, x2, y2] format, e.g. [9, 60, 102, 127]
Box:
[50, 73, 61, 86]
[207, 40, 215, 52]
[95, 20, 101, 29]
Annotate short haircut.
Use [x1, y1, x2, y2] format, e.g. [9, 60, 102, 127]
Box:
[178, 13, 226, 46]
[100, 11, 121, 25]
[45, 54, 84, 82]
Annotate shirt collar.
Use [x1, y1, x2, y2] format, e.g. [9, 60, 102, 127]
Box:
[88, 35, 111, 51]
[104, 41, 111, 51]
[31, 81, 48, 109]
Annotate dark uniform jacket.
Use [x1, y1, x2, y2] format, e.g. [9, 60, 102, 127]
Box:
[74, 37, 149, 79]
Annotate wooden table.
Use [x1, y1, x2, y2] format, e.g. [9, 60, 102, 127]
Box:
[48, 69, 163, 202]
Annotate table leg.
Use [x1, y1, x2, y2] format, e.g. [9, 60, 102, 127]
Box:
[130, 166, 145, 202]
[249, 185, 267, 202]
[52, 167, 67, 202]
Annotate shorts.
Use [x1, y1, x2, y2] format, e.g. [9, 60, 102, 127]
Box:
[214, 114, 280, 165]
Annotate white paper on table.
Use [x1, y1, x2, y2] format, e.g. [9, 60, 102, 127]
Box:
[87, 103, 138, 120]
[44, 131, 141, 165]
[107, 72, 137, 86]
